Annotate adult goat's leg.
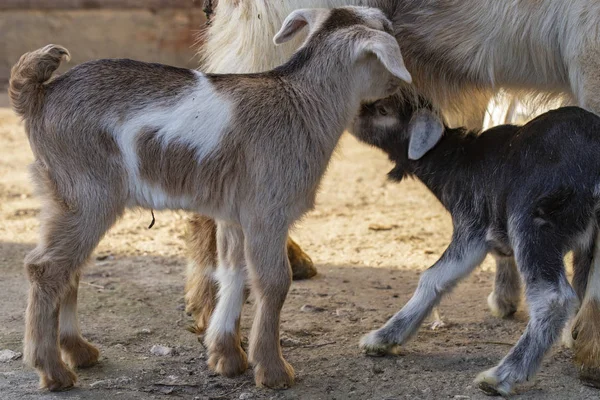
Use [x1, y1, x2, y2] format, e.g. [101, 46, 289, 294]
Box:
[487, 256, 521, 318]
[571, 57, 600, 384]
[185, 215, 218, 335]
[573, 233, 600, 387]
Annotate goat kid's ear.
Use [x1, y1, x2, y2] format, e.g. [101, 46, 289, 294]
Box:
[274, 8, 327, 45]
[356, 30, 412, 83]
[408, 110, 444, 160]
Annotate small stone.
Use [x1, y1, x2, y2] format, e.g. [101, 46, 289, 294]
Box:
[280, 336, 301, 347]
[335, 308, 350, 316]
[151, 345, 174, 356]
[139, 328, 152, 335]
[114, 343, 127, 352]
[239, 393, 254, 400]
[372, 365, 384, 374]
[117, 376, 132, 385]
[0, 350, 22, 362]
[368, 223, 398, 231]
[300, 304, 325, 313]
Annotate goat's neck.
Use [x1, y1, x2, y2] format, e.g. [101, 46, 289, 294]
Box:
[277, 57, 364, 148]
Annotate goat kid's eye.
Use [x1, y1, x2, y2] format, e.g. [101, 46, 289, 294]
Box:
[377, 107, 388, 116]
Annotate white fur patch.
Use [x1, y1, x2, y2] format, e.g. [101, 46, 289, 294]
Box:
[59, 297, 80, 337]
[110, 72, 233, 210]
[207, 266, 247, 339]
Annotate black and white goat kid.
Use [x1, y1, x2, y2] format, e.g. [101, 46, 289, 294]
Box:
[350, 95, 600, 396]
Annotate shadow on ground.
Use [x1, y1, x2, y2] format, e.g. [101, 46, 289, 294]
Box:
[0, 245, 594, 400]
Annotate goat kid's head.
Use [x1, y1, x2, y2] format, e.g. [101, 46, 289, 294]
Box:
[274, 6, 412, 100]
[350, 94, 444, 160]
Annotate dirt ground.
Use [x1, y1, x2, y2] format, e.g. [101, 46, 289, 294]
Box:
[0, 102, 598, 400]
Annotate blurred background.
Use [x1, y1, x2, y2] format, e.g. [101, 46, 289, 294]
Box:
[0, 0, 207, 106]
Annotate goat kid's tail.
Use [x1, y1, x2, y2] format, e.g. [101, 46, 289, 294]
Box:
[9, 44, 70, 119]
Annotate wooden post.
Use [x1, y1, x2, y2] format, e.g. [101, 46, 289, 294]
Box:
[0, 0, 202, 10]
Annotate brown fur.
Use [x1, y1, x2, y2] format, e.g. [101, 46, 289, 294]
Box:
[185, 215, 218, 334]
[137, 127, 205, 198]
[288, 238, 317, 280]
[184, 219, 315, 334]
[23, 155, 126, 390]
[9, 44, 70, 120]
[59, 274, 100, 369]
[12, 8, 409, 390]
[574, 299, 600, 367]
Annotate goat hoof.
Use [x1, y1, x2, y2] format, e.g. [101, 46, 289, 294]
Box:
[254, 359, 295, 389]
[487, 291, 518, 319]
[474, 367, 513, 397]
[359, 330, 402, 356]
[207, 333, 248, 377]
[40, 363, 77, 392]
[430, 320, 446, 331]
[60, 336, 100, 368]
[287, 238, 317, 280]
[208, 348, 248, 378]
[580, 366, 600, 389]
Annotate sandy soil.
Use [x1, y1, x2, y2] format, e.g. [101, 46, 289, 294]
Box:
[0, 104, 597, 400]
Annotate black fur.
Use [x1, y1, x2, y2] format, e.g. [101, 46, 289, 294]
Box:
[354, 97, 600, 394]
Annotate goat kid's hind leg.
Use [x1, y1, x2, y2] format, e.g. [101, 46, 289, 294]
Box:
[476, 233, 576, 395]
[244, 221, 294, 389]
[361, 228, 488, 355]
[205, 221, 248, 377]
[185, 215, 218, 335]
[59, 272, 100, 368]
[25, 185, 121, 390]
[487, 256, 521, 318]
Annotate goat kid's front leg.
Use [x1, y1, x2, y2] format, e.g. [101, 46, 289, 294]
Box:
[185, 217, 315, 335]
[244, 221, 294, 389]
[361, 229, 488, 355]
[204, 221, 248, 377]
[487, 256, 521, 318]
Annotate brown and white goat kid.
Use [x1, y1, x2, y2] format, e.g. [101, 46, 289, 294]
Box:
[8, 6, 412, 391]
[189, 1, 600, 383]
